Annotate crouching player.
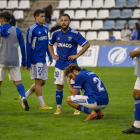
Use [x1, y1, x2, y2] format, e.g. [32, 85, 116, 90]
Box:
[64, 64, 109, 121]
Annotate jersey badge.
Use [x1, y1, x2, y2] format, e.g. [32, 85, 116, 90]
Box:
[57, 37, 60, 40]
[68, 36, 72, 41]
[45, 29, 47, 33]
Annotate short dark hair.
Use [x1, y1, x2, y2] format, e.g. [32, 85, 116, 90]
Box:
[0, 11, 11, 22]
[64, 63, 81, 77]
[60, 13, 70, 20]
[34, 9, 45, 18]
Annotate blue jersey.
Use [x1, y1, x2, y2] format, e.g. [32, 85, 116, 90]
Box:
[49, 28, 88, 70]
[0, 24, 26, 66]
[73, 69, 109, 105]
[109, 36, 116, 41]
[26, 22, 52, 68]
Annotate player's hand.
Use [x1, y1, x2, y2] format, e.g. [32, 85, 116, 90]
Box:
[68, 55, 78, 61]
[52, 54, 59, 61]
[21, 63, 27, 70]
[48, 59, 53, 65]
[66, 76, 70, 84]
[129, 51, 137, 60]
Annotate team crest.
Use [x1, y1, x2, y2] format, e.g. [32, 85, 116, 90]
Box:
[68, 36, 72, 41]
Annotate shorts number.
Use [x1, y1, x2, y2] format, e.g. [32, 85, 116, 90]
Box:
[93, 77, 105, 92]
[55, 71, 59, 77]
[38, 67, 43, 73]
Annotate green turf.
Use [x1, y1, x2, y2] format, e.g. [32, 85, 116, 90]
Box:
[0, 67, 140, 140]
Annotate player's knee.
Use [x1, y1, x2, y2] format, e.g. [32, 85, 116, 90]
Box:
[67, 96, 72, 105]
[133, 90, 140, 99]
[57, 84, 64, 90]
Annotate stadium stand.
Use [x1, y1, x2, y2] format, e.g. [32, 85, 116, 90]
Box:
[69, 0, 81, 9]
[7, 0, 18, 9]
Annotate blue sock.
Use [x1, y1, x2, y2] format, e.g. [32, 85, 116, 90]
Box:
[16, 84, 25, 98]
[56, 89, 63, 105]
[134, 98, 140, 121]
[77, 90, 80, 95]
[77, 105, 92, 114]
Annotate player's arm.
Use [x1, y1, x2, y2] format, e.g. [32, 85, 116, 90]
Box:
[129, 50, 140, 60]
[46, 36, 53, 65]
[26, 28, 34, 69]
[66, 76, 80, 95]
[69, 33, 90, 61]
[16, 28, 27, 70]
[48, 32, 59, 61]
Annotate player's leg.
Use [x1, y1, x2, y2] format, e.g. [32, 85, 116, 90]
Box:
[67, 96, 96, 120]
[54, 68, 65, 114]
[0, 68, 7, 94]
[9, 67, 29, 111]
[122, 77, 140, 134]
[71, 83, 80, 115]
[67, 95, 107, 121]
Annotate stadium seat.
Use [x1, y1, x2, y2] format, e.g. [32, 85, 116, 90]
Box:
[79, 21, 91, 30]
[103, 0, 115, 8]
[108, 9, 120, 19]
[57, 0, 69, 8]
[0, 0, 7, 9]
[93, 0, 103, 8]
[113, 31, 121, 40]
[7, 0, 18, 9]
[69, 0, 81, 9]
[97, 31, 109, 40]
[51, 10, 59, 19]
[125, 0, 138, 8]
[120, 9, 132, 19]
[86, 31, 97, 40]
[13, 10, 24, 19]
[128, 20, 139, 29]
[102, 20, 115, 30]
[85, 10, 97, 19]
[49, 21, 56, 30]
[81, 0, 92, 8]
[96, 10, 109, 19]
[64, 10, 74, 19]
[132, 9, 140, 18]
[114, 20, 127, 30]
[91, 20, 103, 30]
[80, 31, 86, 38]
[114, 0, 126, 8]
[74, 10, 86, 19]
[70, 21, 80, 30]
[18, 0, 30, 9]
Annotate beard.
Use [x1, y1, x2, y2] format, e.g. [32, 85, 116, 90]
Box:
[61, 24, 69, 30]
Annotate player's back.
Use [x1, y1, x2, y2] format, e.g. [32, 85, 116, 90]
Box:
[0, 25, 20, 68]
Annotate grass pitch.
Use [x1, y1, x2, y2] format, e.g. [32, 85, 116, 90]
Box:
[0, 67, 140, 140]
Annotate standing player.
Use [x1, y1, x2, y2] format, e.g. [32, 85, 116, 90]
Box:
[22, 9, 53, 109]
[122, 50, 140, 134]
[64, 63, 109, 121]
[0, 11, 29, 111]
[48, 14, 90, 115]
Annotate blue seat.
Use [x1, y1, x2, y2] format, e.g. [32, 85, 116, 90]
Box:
[114, 20, 127, 30]
[128, 20, 139, 29]
[108, 9, 120, 19]
[120, 9, 132, 19]
[125, 0, 138, 8]
[102, 20, 115, 30]
[114, 0, 126, 8]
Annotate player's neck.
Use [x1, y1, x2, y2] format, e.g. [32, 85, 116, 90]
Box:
[61, 27, 70, 33]
[36, 21, 43, 26]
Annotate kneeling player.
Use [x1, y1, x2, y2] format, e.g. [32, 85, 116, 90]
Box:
[64, 64, 109, 121]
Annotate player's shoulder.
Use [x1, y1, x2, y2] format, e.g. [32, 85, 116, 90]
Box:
[70, 29, 79, 35]
[51, 29, 61, 37]
[28, 23, 37, 31]
[43, 24, 48, 30]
